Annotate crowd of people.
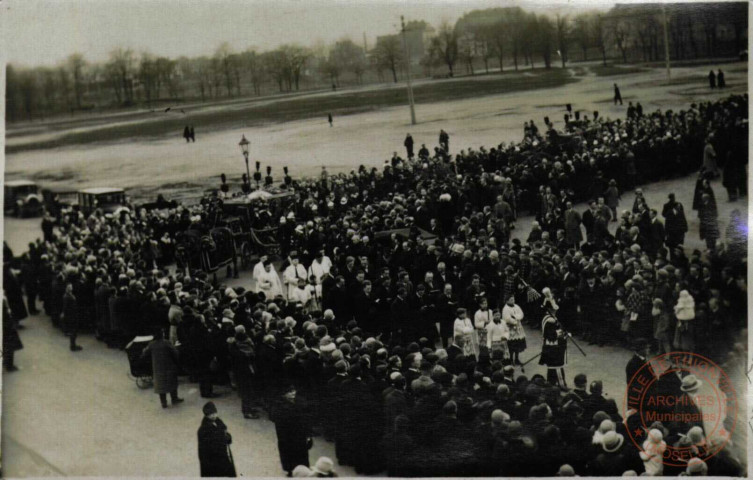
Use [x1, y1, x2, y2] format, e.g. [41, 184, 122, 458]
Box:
[3, 93, 748, 477]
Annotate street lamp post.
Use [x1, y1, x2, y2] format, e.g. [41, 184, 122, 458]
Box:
[238, 134, 251, 187]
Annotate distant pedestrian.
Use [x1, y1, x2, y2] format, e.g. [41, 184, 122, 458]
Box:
[404, 133, 414, 159]
[613, 84, 623, 105]
[332, 83, 336, 91]
[439, 129, 449, 152]
[190, 125, 196, 142]
[328, 113, 333, 127]
[717, 69, 725, 88]
[636, 102, 643, 117]
[142, 328, 184, 408]
[708, 70, 716, 89]
[198, 401, 237, 477]
[183, 125, 190, 143]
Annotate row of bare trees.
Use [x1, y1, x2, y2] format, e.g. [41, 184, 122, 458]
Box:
[6, 2, 746, 122]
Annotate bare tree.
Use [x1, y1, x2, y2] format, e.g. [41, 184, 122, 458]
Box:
[555, 14, 570, 68]
[431, 21, 459, 76]
[611, 19, 631, 63]
[592, 15, 608, 66]
[138, 52, 158, 107]
[538, 15, 555, 69]
[67, 53, 86, 109]
[215, 42, 235, 97]
[573, 14, 591, 61]
[108, 48, 136, 105]
[330, 39, 365, 84]
[241, 50, 265, 96]
[374, 34, 402, 83]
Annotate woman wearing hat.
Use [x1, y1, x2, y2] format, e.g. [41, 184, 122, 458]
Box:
[197, 401, 237, 477]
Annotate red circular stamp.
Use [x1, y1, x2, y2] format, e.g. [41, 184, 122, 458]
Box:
[623, 352, 738, 468]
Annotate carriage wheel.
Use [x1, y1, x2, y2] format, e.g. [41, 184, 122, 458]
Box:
[136, 376, 152, 389]
[240, 242, 253, 269]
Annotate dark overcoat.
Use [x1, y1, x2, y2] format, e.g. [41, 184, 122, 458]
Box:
[198, 416, 236, 477]
[270, 399, 311, 472]
[143, 338, 180, 394]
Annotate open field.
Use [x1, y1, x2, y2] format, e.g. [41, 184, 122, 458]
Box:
[6, 68, 576, 154]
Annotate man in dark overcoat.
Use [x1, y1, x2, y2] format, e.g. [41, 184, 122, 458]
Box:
[271, 385, 312, 476]
[142, 328, 183, 408]
[198, 401, 236, 477]
[661, 193, 688, 248]
[404, 133, 414, 159]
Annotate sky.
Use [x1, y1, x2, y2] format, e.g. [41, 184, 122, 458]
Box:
[4, 0, 615, 68]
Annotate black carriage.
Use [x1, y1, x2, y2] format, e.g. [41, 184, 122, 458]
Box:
[175, 227, 237, 279]
[216, 190, 297, 267]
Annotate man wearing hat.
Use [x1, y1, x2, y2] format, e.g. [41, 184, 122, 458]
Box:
[625, 338, 652, 385]
[671, 374, 705, 433]
[662, 193, 688, 248]
[586, 430, 641, 476]
[197, 401, 237, 477]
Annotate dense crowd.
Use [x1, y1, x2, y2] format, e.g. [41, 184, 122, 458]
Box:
[3, 94, 748, 476]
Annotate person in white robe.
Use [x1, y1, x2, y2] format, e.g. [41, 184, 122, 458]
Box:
[256, 260, 283, 299]
[283, 256, 308, 301]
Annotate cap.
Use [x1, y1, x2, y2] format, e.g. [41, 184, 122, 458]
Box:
[203, 401, 218, 416]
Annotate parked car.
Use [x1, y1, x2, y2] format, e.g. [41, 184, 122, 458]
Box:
[5, 179, 44, 217]
[42, 186, 79, 216]
[78, 187, 130, 215]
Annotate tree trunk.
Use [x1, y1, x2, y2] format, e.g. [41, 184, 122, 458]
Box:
[601, 47, 607, 66]
[582, 47, 588, 61]
[498, 55, 504, 72]
[391, 65, 398, 83]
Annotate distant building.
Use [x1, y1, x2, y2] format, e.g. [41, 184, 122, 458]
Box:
[377, 21, 435, 66]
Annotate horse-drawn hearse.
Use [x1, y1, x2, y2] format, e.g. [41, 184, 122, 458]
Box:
[175, 189, 297, 279]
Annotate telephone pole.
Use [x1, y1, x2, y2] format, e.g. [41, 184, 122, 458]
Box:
[662, 4, 671, 81]
[400, 15, 417, 125]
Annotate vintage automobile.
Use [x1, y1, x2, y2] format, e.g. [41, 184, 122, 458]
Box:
[42, 186, 79, 216]
[78, 187, 130, 215]
[4, 179, 44, 217]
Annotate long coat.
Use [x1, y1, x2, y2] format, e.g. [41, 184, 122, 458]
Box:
[3, 299, 23, 353]
[198, 417, 236, 477]
[143, 339, 180, 394]
[62, 290, 78, 334]
[270, 399, 311, 473]
[699, 201, 719, 243]
[564, 209, 583, 245]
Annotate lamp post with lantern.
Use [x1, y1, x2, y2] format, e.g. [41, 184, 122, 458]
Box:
[238, 135, 251, 188]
